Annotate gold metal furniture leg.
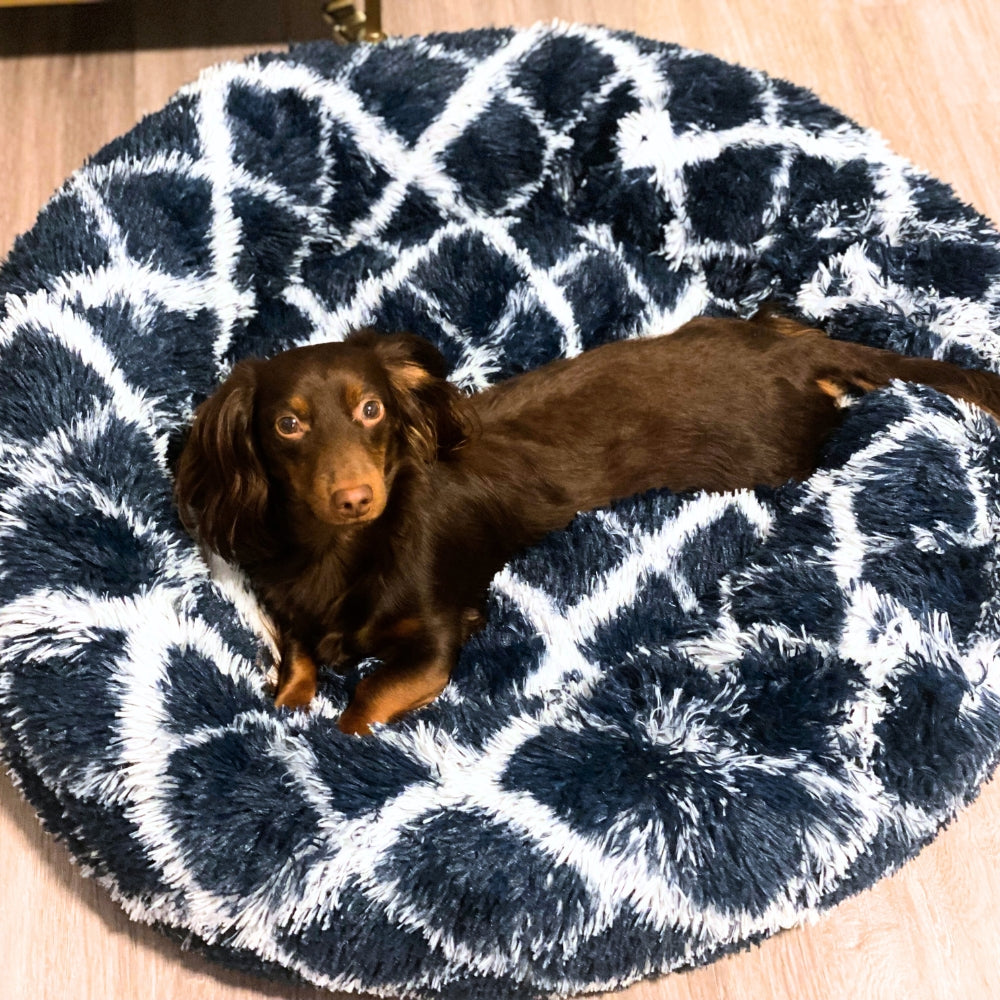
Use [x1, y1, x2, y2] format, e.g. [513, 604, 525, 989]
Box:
[324, 0, 386, 44]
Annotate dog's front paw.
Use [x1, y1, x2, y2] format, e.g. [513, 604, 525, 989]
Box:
[274, 671, 317, 711]
[337, 703, 374, 736]
[274, 640, 319, 710]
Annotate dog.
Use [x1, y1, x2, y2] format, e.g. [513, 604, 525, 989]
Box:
[174, 313, 1000, 734]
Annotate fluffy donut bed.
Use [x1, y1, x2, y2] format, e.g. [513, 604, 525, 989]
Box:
[2, 21, 1000, 1000]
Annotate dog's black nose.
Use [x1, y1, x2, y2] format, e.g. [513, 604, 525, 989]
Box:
[333, 485, 374, 518]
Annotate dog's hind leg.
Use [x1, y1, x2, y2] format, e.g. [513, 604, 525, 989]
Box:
[820, 338, 1000, 422]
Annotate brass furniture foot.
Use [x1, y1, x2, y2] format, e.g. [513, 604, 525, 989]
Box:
[324, 0, 385, 44]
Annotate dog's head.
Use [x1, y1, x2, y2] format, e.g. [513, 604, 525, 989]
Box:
[174, 330, 471, 560]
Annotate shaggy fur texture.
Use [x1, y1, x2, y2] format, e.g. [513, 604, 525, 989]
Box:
[3, 22, 1000, 1000]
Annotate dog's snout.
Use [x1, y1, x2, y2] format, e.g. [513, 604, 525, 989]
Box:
[333, 484, 374, 518]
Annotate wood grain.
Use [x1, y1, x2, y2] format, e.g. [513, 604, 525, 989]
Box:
[3, 2, 1000, 998]
[0, 0, 104, 8]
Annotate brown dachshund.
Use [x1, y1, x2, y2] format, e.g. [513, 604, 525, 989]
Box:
[174, 314, 1000, 734]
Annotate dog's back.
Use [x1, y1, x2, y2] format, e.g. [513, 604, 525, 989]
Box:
[465, 314, 1000, 503]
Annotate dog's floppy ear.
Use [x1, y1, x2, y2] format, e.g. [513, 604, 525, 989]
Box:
[356, 331, 473, 461]
[174, 360, 271, 562]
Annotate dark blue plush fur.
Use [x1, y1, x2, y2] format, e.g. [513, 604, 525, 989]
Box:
[2, 23, 1000, 999]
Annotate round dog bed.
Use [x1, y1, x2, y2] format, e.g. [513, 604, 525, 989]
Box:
[3, 21, 1000, 999]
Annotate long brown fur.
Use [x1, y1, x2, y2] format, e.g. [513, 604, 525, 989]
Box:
[174, 315, 1000, 734]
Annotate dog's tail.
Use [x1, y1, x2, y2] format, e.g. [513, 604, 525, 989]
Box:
[758, 312, 1000, 422]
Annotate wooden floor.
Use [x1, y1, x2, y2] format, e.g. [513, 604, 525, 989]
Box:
[3, 1, 1000, 997]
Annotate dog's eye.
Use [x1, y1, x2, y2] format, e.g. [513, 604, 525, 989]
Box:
[276, 415, 304, 437]
[356, 398, 384, 426]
